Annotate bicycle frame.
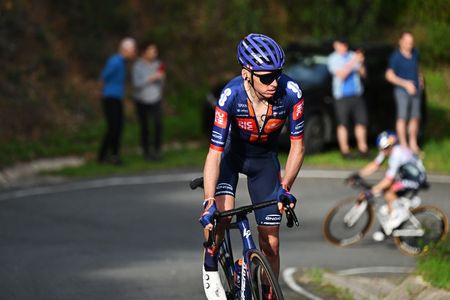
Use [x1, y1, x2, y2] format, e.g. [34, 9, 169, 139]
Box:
[213, 200, 298, 300]
[344, 193, 425, 238]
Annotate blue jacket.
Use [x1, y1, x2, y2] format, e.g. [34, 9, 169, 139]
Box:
[101, 54, 126, 99]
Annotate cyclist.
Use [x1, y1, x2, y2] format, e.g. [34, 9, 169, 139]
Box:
[199, 33, 305, 299]
[348, 131, 426, 241]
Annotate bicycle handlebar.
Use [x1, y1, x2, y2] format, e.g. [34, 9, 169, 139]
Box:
[190, 177, 299, 248]
[345, 174, 373, 190]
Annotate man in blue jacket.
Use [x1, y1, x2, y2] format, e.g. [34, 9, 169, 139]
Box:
[98, 37, 136, 164]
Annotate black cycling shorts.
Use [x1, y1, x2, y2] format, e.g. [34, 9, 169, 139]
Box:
[215, 151, 282, 226]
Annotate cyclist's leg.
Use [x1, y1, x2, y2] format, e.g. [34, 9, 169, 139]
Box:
[203, 151, 240, 270]
[245, 154, 282, 276]
[257, 226, 280, 277]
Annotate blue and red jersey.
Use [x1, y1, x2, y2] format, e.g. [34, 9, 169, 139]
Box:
[210, 74, 304, 156]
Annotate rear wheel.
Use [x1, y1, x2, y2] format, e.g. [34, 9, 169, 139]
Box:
[393, 205, 448, 256]
[248, 250, 284, 300]
[323, 197, 374, 246]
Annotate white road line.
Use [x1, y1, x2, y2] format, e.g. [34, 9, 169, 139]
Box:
[0, 172, 203, 201]
[283, 267, 323, 300]
[1, 169, 450, 201]
[336, 266, 414, 276]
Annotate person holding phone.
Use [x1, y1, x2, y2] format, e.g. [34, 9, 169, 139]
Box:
[132, 42, 166, 160]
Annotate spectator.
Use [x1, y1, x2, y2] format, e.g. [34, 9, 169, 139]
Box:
[132, 42, 166, 160]
[385, 32, 423, 154]
[97, 37, 137, 165]
[328, 37, 369, 159]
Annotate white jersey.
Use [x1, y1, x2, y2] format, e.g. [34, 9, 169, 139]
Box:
[374, 145, 425, 180]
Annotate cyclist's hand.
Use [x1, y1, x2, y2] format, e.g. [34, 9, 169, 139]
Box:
[345, 172, 361, 186]
[357, 190, 373, 202]
[199, 198, 217, 230]
[277, 186, 297, 213]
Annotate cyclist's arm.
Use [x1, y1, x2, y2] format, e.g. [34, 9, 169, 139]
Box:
[372, 176, 393, 194]
[202, 148, 222, 201]
[358, 161, 380, 177]
[385, 68, 415, 90]
[281, 138, 304, 191]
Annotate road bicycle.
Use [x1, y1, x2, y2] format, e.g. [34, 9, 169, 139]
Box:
[322, 176, 448, 256]
[190, 177, 299, 300]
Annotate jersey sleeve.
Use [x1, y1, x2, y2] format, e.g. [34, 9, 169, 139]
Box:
[286, 81, 304, 140]
[209, 87, 234, 152]
[374, 152, 385, 166]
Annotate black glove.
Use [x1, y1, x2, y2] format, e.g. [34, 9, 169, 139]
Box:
[345, 172, 361, 185]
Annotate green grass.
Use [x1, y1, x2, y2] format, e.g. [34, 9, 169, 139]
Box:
[417, 238, 450, 290]
[303, 268, 354, 300]
[50, 145, 208, 177]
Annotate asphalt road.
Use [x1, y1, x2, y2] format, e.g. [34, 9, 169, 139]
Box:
[0, 170, 448, 300]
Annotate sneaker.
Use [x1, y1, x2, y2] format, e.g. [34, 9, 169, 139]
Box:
[372, 231, 385, 242]
[382, 208, 409, 235]
[342, 152, 356, 160]
[358, 150, 371, 159]
[202, 266, 227, 300]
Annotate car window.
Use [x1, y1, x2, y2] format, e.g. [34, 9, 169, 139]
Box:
[284, 54, 330, 89]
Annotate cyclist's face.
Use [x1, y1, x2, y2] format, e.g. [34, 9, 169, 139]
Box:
[243, 69, 279, 98]
[382, 147, 393, 156]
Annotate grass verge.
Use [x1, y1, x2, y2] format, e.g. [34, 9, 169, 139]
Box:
[299, 268, 354, 300]
[417, 238, 450, 290]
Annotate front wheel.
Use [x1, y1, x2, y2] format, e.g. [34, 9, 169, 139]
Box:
[247, 250, 284, 300]
[322, 197, 374, 247]
[393, 205, 449, 256]
[218, 252, 234, 300]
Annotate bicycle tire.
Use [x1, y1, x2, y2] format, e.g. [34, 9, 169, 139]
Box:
[218, 252, 235, 300]
[394, 205, 449, 256]
[247, 250, 284, 300]
[322, 197, 374, 247]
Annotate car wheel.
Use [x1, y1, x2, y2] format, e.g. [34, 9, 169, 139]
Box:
[304, 114, 325, 154]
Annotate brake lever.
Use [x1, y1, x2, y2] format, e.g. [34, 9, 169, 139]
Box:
[285, 206, 299, 228]
[203, 213, 218, 248]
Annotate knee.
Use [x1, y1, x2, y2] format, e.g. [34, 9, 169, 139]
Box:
[259, 235, 279, 258]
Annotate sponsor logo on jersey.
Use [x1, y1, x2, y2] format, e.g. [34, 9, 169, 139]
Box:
[218, 88, 231, 107]
[287, 81, 302, 99]
[211, 139, 225, 146]
[265, 214, 282, 222]
[295, 121, 304, 131]
[264, 119, 285, 133]
[236, 118, 257, 132]
[293, 99, 304, 121]
[212, 131, 222, 140]
[214, 107, 228, 129]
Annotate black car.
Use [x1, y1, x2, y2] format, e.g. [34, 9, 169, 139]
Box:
[202, 42, 426, 153]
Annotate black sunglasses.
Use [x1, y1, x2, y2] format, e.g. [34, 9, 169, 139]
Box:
[252, 69, 282, 85]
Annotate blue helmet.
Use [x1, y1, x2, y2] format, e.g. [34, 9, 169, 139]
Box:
[237, 33, 285, 71]
[376, 131, 397, 150]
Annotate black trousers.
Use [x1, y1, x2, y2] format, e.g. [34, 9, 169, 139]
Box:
[98, 97, 123, 160]
[134, 100, 162, 156]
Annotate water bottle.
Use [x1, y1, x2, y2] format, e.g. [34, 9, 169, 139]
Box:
[234, 258, 243, 295]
